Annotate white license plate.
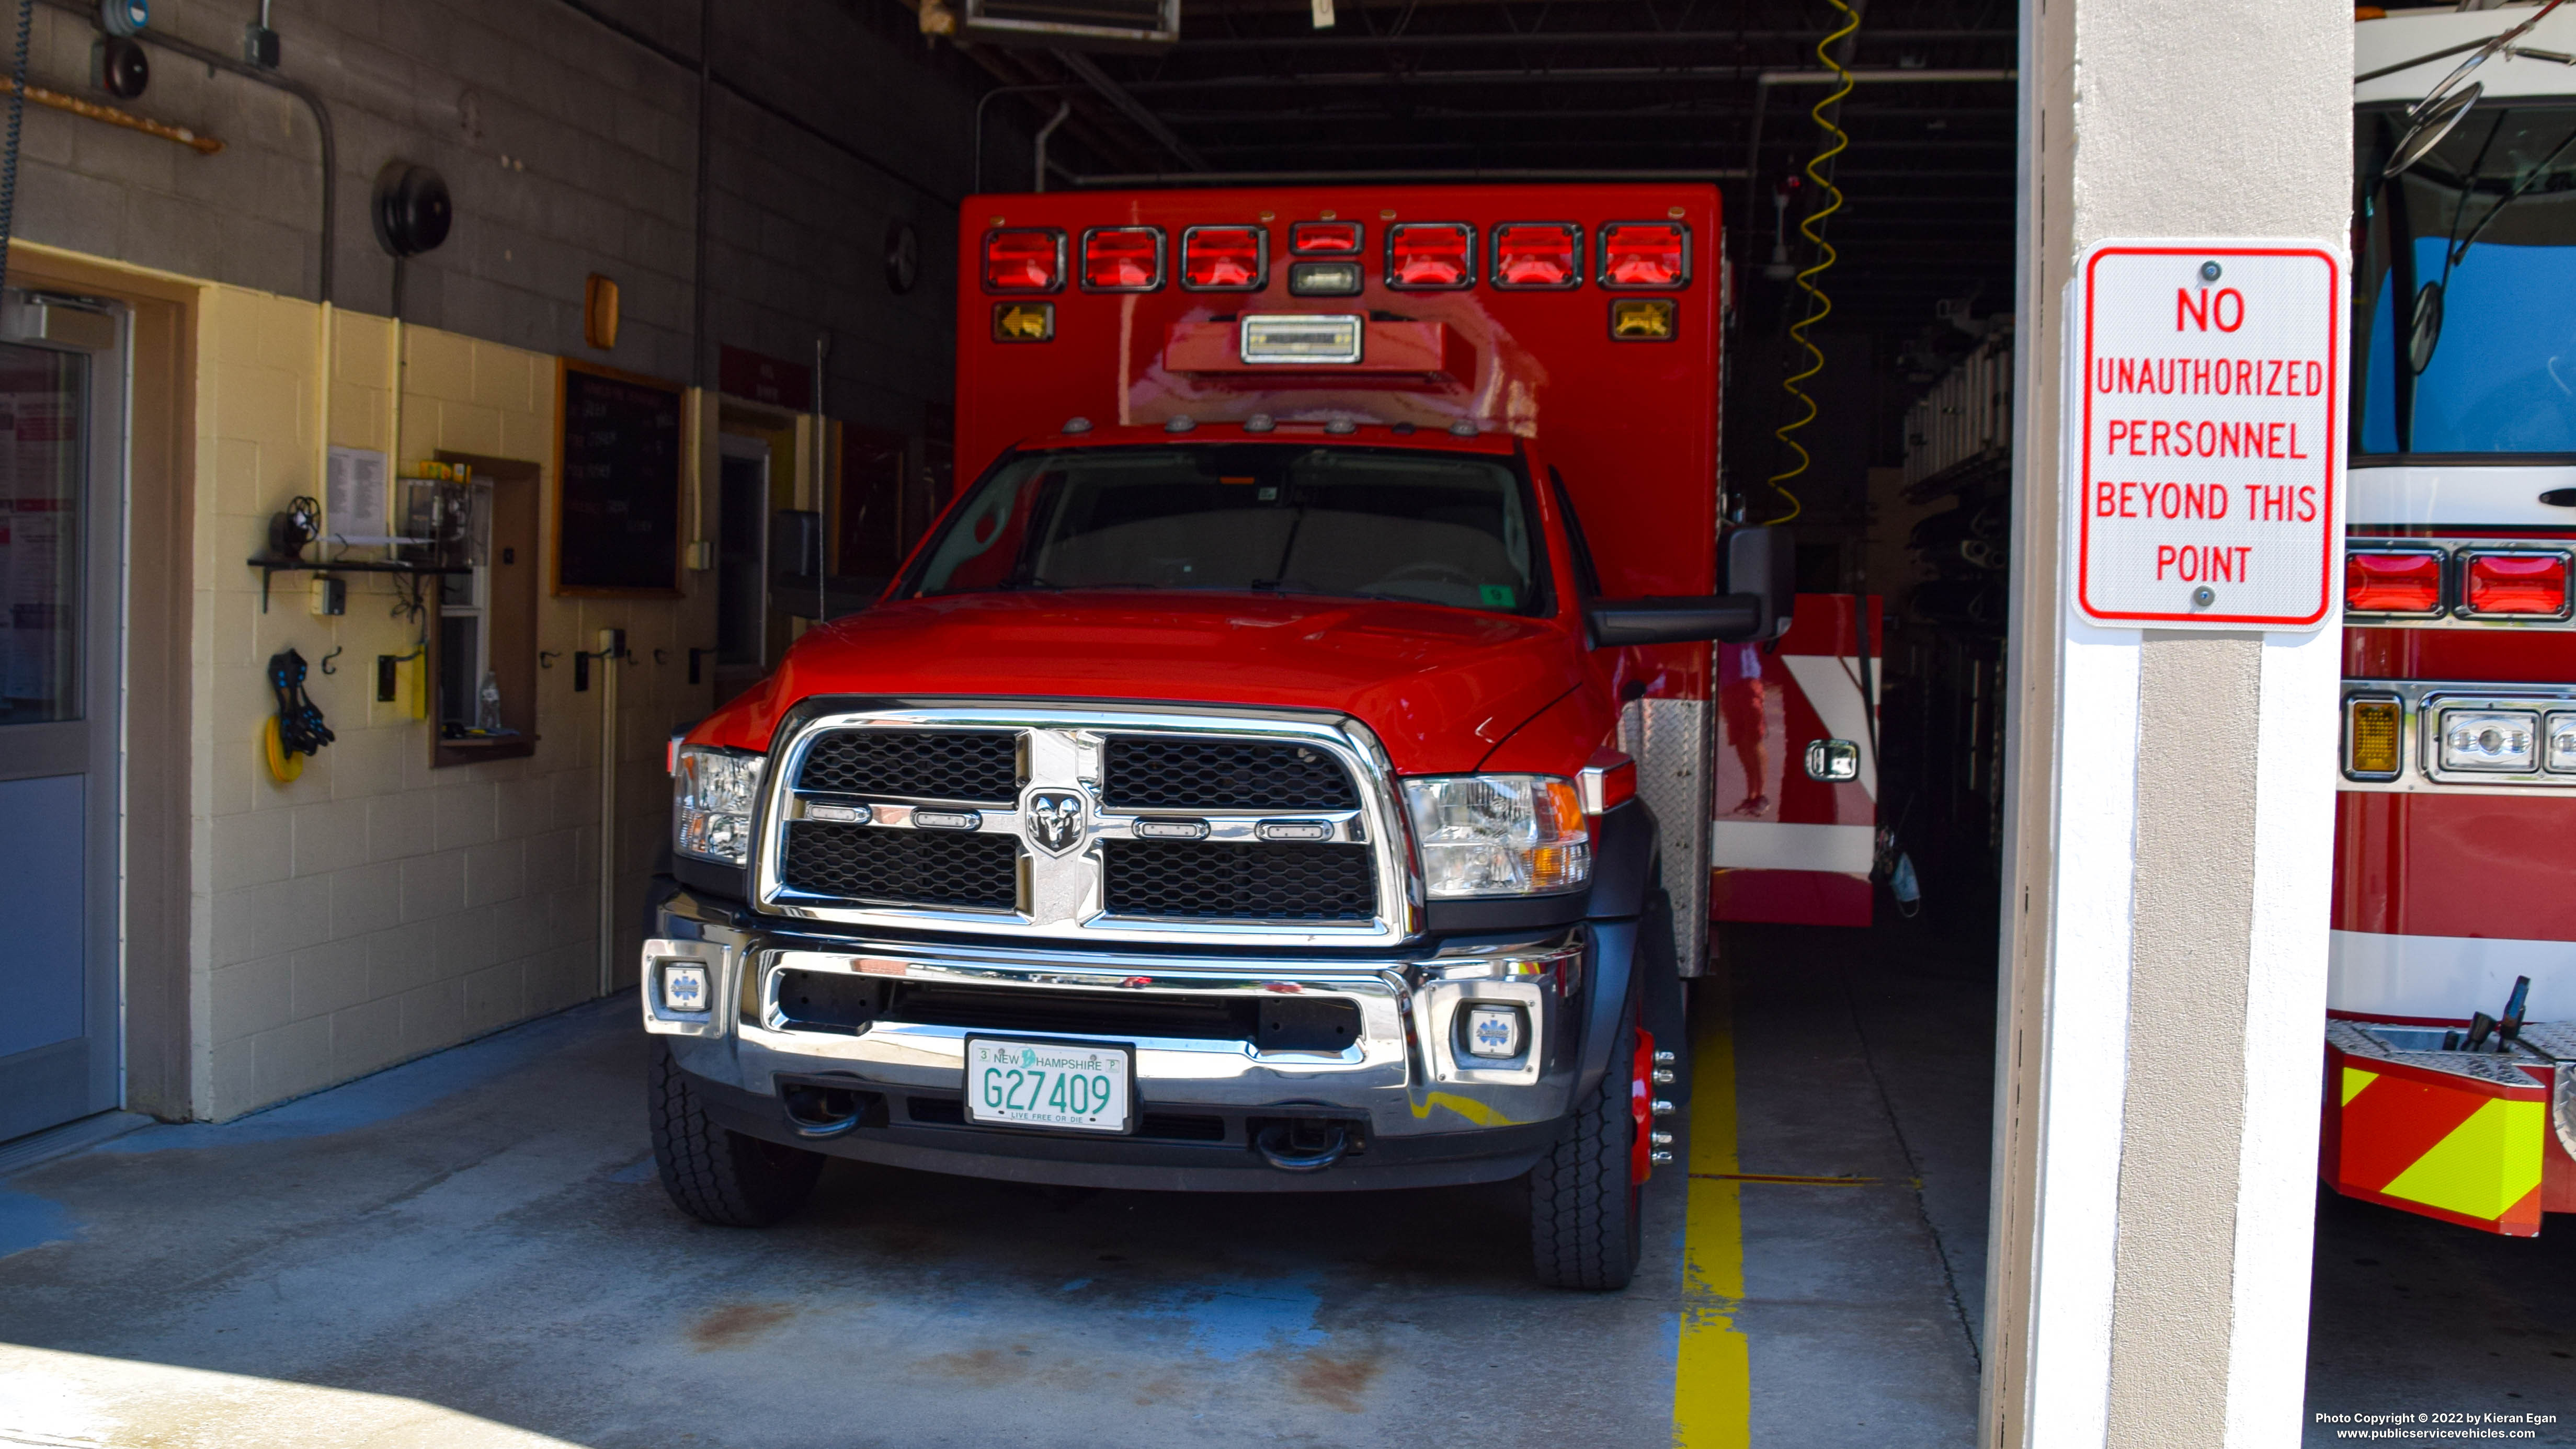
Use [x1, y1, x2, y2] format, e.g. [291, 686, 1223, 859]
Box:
[963, 1036, 1134, 1134]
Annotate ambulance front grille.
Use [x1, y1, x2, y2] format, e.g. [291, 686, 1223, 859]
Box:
[780, 822, 1021, 911]
[760, 708, 1405, 946]
[796, 729, 1021, 805]
[1100, 735, 1360, 812]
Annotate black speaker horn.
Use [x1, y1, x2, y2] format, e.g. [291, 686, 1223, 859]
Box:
[371, 162, 452, 258]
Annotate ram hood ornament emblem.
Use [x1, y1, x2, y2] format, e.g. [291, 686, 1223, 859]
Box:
[1024, 789, 1088, 855]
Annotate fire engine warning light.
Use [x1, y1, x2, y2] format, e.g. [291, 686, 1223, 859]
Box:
[2344, 549, 2444, 615]
[2461, 550, 2572, 618]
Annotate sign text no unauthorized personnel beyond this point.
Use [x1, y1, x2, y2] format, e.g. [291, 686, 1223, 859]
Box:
[2075, 243, 2342, 630]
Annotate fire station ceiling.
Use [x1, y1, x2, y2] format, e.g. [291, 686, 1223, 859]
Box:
[959, 0, 2018, 331]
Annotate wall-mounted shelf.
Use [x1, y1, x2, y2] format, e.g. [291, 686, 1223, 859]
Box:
[247, 555, 470, 612]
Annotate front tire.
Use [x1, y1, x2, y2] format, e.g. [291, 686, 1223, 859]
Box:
[1529, 1005, 1645, 1290]
[648, 1044, 824, 1227]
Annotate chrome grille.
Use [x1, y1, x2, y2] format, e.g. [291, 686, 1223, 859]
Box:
[1101, 736, 1359, 812]
[797, 729, 1020, 803]
[757, 704, 1410, 946]
[1102, 838, 1375, 921]
[780, 822, 1019, 910]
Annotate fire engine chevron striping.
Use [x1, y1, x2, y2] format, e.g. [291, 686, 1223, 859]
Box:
[2335, 1065, 2547, 1234]
[1672, 999, 1753, 1448]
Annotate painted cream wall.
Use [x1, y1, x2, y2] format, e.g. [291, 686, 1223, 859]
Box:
[191, 284, 714, 1121]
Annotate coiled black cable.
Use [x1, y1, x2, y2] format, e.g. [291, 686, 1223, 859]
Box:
[269, 647, 334, 758]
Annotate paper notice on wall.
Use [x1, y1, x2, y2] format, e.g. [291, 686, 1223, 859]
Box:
[325, 445, 392, 546]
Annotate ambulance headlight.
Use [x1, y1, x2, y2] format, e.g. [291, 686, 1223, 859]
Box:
[674, 746, 766, 865]
[2437, 709, 2538, 774]
[1402, 775, 1590, 898]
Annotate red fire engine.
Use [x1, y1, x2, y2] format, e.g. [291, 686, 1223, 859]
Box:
[2326, 8, 2576, 1236]
[640, 182, 1850, 1288]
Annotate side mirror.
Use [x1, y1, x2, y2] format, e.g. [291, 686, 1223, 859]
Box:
[1585, 526, 1796, 646]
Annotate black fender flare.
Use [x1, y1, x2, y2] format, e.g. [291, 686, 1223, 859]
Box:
[1573, 916, 1640, 1108]
[1584, 798, 1659, 921]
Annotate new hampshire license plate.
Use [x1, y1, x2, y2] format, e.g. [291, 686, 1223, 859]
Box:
[963, 1036, 1135, 1134]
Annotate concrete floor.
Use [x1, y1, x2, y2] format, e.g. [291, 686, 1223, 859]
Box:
[2304, 1188, 2576, 1445]
[11, 911, 2564, 1447]
[81, 902, 2573, 1446]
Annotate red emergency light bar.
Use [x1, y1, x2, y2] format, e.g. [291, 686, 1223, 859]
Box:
[986, 218, 1695, 298]
[982, 228, 1065, 293]
[2462, 550, 2573, 618]
[1492, 222, 1581, 290]
[2344, 549, 2445, 615]
[1600, 222, 1689, 289]
[1291, 221, 1361, 255]
[1180, 225, 1267, 290]
[1388, 223, 1475, 290]
[1081, 226, 1164, 291]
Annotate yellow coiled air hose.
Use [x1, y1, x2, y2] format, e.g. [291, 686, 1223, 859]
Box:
[1765, 0, 1861, 526]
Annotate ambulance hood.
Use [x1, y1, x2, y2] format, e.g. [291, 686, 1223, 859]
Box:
[691, 590, 1587, 775]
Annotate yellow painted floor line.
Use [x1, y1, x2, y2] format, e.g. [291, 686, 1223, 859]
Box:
[1671, 991, 1751, 1449]
[1690, 1172, 1887, 1186]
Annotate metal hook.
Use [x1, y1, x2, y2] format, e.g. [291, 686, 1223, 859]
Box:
[653, 648, 668, 666]
[318, 646, 343, 675]
[538, 650, 561, 669]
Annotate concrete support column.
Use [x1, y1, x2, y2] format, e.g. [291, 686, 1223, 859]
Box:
[1984, 2, 2351, 1445]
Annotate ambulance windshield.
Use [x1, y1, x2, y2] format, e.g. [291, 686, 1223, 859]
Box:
[909, 444, 1545, 615]
[2359, 101, 2576, 454]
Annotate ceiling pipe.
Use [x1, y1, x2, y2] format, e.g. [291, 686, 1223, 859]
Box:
[1051, 48, 1207, 170]
[35, 0, 336, 303]
[1031, 99, 1072, 191]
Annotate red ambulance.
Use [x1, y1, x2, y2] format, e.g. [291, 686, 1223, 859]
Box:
[640, 182, 1836, 1290]
[2326, 8, 2576, 1236]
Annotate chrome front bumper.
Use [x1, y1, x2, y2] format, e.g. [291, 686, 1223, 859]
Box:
[642, 888, 1589, 1146]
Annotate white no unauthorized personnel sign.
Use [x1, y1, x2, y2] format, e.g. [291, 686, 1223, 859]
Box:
[2075, 243, 2343, 630]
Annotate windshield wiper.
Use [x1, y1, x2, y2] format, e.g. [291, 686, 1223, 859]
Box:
[2447, 124, 2576, 266]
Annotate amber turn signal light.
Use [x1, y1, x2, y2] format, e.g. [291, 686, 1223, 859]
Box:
[2344, 695, 2403, 780]
[992, 301, 1054, 343]
[1610, 298, 1676, 340]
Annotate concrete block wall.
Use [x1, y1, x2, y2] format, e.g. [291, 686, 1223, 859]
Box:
[190, 286, 709, 1119]
[15, 0, 979, 435]
[10, 0, 1005, 1120]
